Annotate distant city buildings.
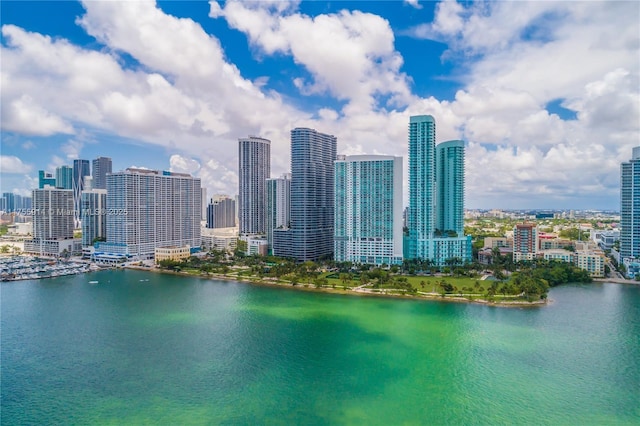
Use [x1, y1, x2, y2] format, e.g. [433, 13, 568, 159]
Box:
[55, 165, 73, 190]
[238, 136, 270, 235]
[38, 170, 56, 189]
[334, 155, 403, 266]
[91, 157, 112, 190]
[94, 168, 201, 260]
[73, 159, 90, 224]
[0, 193, 31, 213]
[2, 193, 17, 213]
[207, 196, 236, 229]
[273, 128, 337, 261]
[620, 146, 640, 278]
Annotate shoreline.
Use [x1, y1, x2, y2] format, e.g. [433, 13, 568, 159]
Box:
[123, 264, 548, 308]
[593, 277, 639, 285]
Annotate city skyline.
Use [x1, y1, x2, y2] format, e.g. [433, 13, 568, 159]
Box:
[1, 1, 638, 210]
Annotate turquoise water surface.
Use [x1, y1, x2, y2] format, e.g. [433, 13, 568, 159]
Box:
[2, 269, 639, 425]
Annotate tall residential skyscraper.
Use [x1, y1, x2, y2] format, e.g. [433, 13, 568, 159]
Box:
[73, 159, 90, 192]
[238, 136, 270, 235]
[266, 173, 291, 251]
[73, 159, 90, 224]
[92, 157, 112, 190]
[407, 116, 471, 266]
[407, 115, 436, 260]
[436, 140, 465, 236]
[32, 187, 74, 240]
[334, 155, 403, 266]
[95, 168, 201, 259]
[23, 186, 77, 256]
[81, 189, 107, 246]
[201, 187, 208, 221]
[206, 196, 236, 229]
[620, 146, 640, 263]
[38, 170, 56, 188]
[273, 128, 337, 261]
[55, 165, 73, 189]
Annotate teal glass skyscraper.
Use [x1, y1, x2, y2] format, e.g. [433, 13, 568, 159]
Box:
[407, 116, 471, 266]
[407, 115, 436, 260]
[334, 155, 403, 266]
[436, 140, 465, 236]
[55, 165, 73, 190]
[38, 170, 56, 188]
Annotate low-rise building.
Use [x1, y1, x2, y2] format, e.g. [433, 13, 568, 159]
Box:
[542, 249, 573, 263]
[574, 251, 606, 278]
[590, 229, 620, 250]
[539, 248, 606, 278]
[483, 237, 511, 249]
[201, 226, 238, 252]
[24, 239, 82, 257]
[242, 235, 268, 256]
[155, 246, 191, 264]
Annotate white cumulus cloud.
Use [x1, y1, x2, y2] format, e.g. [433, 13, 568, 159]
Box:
[1, 155, 32, 174]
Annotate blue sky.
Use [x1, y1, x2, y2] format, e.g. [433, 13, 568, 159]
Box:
[1, 0, 638, 210]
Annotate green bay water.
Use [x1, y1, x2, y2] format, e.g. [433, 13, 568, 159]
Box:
[2, 270, 639, 425]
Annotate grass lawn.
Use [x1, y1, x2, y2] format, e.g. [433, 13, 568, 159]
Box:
[323, 272, 515, 295]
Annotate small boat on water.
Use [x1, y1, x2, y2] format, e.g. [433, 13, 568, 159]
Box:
[89, 281, 99, 284]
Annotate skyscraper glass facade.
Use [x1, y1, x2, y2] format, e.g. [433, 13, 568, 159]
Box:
[407, 115, 436, 260]
[92, 157, 112, 190]
[56, 166, 73, 190]
[620, 146, 640, 261]
[81, 189, 107, 246]
[73, 159, 90, 223]
[38, 170, 56, 189]
[436, 140, 465, 236]
[207, 197, 236, 229]
[238, 136, 270, 235]
[407, 116, 471, 265]
[334, 155, 403, 266]
[266, 174, 291, 251]
[273, 128, 336, 261]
